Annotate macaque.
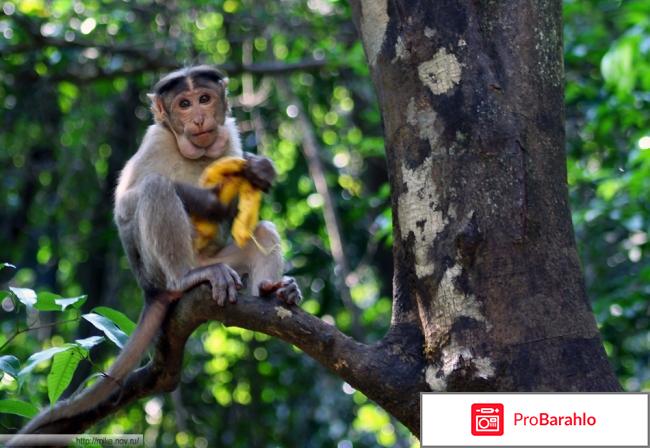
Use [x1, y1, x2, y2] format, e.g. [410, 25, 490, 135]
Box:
[15, 65, 301, 436]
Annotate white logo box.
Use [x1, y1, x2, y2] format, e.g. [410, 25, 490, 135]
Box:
[421, 393, 648, 447]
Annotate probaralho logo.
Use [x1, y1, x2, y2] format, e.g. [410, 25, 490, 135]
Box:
[471, 403, 504, 436]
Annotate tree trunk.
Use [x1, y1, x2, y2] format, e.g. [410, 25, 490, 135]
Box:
[349, 0, 620, 406]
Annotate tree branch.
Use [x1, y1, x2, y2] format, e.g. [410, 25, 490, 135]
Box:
[4, 11, 327, 84]
[12, 286, 425, 442]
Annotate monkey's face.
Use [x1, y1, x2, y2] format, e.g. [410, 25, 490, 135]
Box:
[167, 86, 230, 159]
[171, 87, 225, 145]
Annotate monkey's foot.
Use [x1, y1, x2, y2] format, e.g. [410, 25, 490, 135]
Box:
[180, 263, 243, 306]
[258, 277, 302, 305]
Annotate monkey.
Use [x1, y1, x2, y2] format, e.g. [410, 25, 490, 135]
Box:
[13, 65, 301, 439]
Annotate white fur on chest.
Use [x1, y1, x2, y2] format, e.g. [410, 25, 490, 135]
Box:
[116, 119, 242, 198]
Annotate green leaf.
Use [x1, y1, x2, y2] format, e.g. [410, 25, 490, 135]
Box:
[9, 287, 37, 307]
[82, 313, 129, 348]
[56, 295, 87, 311]
[75, 335, 105, 350]
[19, 346, 75, 377]
[596, 178, 623, 201]
[58, 81, 79, 113]
[47, 347, 86, 405]
[0, 355, 20, 378]
[32, 292, 87, 311]
[601, 37, 639, 97]
[92, 306, 137, 336]
[0, 399, 38, 418]
[0, 263, 17, 283]
[33, 292, 63, 311]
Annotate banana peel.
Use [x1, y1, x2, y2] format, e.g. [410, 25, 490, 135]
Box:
[192, 157, 262, 250]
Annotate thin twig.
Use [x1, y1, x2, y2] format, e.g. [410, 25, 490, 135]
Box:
[0, 317, 80, 352]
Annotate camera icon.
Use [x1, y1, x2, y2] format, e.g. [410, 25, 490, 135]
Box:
[471, 403, 504, 436]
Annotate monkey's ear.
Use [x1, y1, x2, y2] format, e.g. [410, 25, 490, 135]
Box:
[221, 77, 229, 87]
[148, 94, 167, 124]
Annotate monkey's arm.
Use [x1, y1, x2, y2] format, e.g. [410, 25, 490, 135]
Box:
[174, 182, 235, 221]
[242, 152, 277, 192]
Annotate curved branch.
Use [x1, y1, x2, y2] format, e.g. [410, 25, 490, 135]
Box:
[12, 285, 425, 441]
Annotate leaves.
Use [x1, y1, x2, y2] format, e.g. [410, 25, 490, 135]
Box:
[0, 399, 38, 418]
[47, 347, 87, 405]
[18, 341, 92, 404]
[4, 288, 86, 312]
[18, 346, 74, 377]
[92, 306, 137, 336]
[0, 355, 20, 378]
[0, 262, 17, 283]
[9, 287, 37, 307]
[54, 295, 87, 311]
[82, 313, 129, 348]
[601, 38, 636, 97]
[34, 292, 87, 311]
[75, 335, 105, 350]
[564, 0, 650, 391]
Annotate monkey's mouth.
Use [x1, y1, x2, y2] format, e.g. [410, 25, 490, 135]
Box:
[190, 129, 218, 148]
[193, 129, 216, 138]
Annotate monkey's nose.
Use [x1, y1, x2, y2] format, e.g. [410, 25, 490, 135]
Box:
[193, 116, 205, 127]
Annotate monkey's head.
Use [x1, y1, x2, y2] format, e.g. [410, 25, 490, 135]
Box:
[149, 65, 231, 160]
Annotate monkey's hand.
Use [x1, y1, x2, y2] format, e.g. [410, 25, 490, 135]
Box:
[243, 153, 276, 192]
[258, 277, 302, 306]
[178, 263, 243, 306]
[174, 182, 235, 221]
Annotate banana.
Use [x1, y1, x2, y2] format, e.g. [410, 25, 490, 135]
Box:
[193, 157, 262, 250]
[233, 182, 261, 247]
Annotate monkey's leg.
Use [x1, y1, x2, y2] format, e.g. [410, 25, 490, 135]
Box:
[205, 221, 301, 304]
[246, 221, 284, 295]
[134, 175, 242, 304]
[248, 222, 302, 304]
[136, 174, 196, 288]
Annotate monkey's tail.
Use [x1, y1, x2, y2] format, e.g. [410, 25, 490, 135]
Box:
[9, 293, 176, 442]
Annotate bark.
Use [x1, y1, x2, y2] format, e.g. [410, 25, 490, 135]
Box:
[15, 0, 621, 441]
[348, 0, 619, 411]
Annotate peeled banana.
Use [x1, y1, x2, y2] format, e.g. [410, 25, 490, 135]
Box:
[192, 156, 262, 250]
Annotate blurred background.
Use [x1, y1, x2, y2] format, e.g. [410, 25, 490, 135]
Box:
[0, 0, 648, 446]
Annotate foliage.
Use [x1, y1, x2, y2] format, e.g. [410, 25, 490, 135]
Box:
[0, 0, 647, 446]
[564, 0, 650, 391]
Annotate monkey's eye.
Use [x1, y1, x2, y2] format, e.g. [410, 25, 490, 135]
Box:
[199, 94, 211, 104]
[179, 99, 191, 109]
